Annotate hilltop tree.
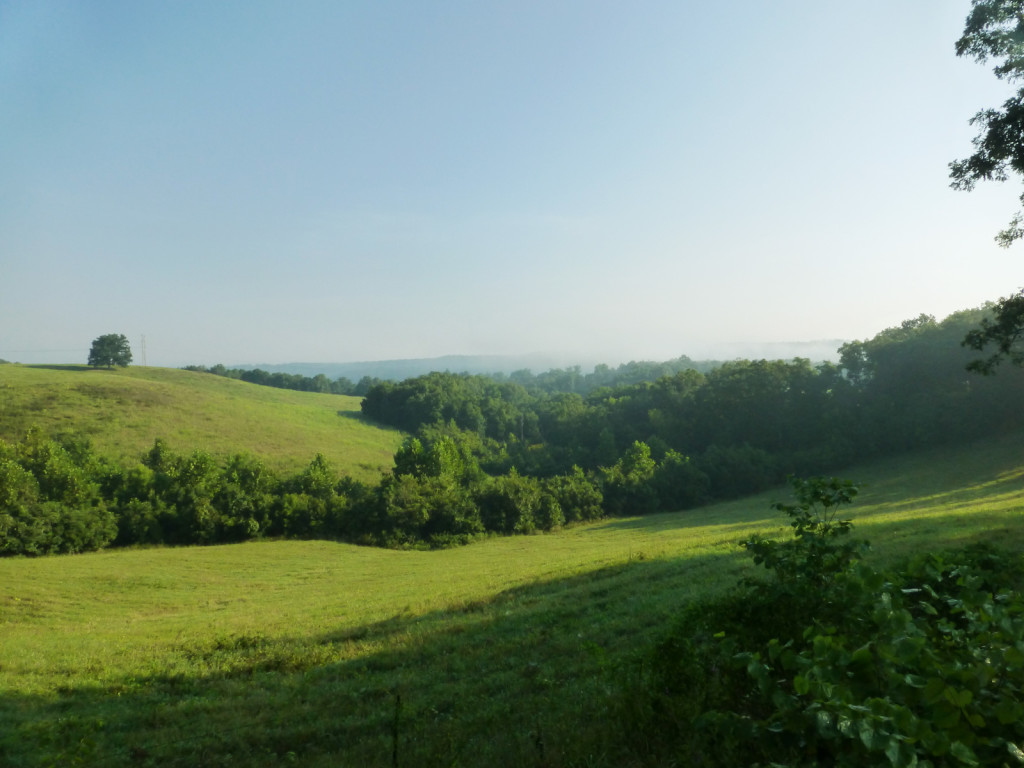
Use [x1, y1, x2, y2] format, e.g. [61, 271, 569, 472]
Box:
[87, 334, 133, 368]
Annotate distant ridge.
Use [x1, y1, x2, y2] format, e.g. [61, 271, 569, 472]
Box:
[239, 341, 845, 381]
[234, 354, 596, 382]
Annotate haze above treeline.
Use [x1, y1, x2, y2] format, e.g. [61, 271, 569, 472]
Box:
[233, 340, 845, 382]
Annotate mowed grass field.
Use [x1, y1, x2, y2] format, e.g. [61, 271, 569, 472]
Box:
[0, 364, 403, 481]
[3, 429, 1024, 767]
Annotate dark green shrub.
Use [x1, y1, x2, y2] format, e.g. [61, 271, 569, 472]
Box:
[698, 442, 780, 499]
[601, 441, 659, 515]
[651, 449, 710, 511]
[544, 466, 603, 524]
[476, 471, 541, 534]
[115, 498, 165, 546]
[0, 436, 117, 555]
[534, 492, 565, 530]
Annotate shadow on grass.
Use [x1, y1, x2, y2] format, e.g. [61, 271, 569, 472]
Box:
[591, 509, 781, 539]
[3, 516, 1023, 768]
[6, 429, 1024, 767]
[335, 409, 393, 427]
[0, 550, 745, 768]
[849, 430, 1024, 507]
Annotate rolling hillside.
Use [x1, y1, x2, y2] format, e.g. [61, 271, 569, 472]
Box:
[0, 364, 403, 481]
[2, 428, 1023, 766]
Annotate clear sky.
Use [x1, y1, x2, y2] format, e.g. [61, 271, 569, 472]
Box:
[2, 1, 1022, 368]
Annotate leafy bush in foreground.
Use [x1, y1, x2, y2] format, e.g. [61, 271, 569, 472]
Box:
[622, 476, 1024, 767]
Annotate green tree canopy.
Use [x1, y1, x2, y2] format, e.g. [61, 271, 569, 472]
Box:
[948, 2, 1024, 369]
[87, 334, 133, 368]
[950, 0, 1024, 246]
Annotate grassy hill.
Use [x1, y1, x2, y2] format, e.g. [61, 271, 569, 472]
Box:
[0, 364, 404, 481]
[2, 428, 1023, 766]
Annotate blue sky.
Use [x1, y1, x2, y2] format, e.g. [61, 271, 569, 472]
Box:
[2, 1, 1021, 367]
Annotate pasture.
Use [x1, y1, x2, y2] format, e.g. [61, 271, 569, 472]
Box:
[0, 365, 403, 481]
[2, 430, 1023, 766]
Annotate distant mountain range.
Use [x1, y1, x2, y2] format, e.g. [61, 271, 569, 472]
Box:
[238, 341, 846, 381]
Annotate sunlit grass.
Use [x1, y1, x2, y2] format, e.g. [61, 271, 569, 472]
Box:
[0, 364, 403, 480]
[3, 424, 1024, 765]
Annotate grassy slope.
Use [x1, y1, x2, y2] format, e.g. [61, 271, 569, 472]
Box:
[2, 430, 1024, 767]
[0, 364, 403, 480]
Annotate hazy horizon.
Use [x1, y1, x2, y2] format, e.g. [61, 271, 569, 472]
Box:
[3, 2, 1020, 368]
[1, 337, 847, 371]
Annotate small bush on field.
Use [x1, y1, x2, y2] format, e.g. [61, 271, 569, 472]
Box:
[617, 476, 1024, 768]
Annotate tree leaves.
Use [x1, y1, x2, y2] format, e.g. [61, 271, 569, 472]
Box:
[952, 0, 1024, 245]
[87, 333, 133, 368]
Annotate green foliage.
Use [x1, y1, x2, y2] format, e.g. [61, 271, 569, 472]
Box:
[358, 307, 1024, 505]
[476, 470, 543, 534]
[950, 0, 1024, 246]
[963, 290, 1024, 372]
[357, 472, 483, 546]
[9, 298, 1024, 556]
[743, 475, 865, 587]
[840, 309, 1024, 453]
[725, 548, 1024, 768]
[214, 452, 277, 539]
[1, 428, 605, 555]
[392, 436, 431, 478]
[87, 333, 133, 368]
[0, 432, 116, 555]
[361, 371, 537, 442]
[697, 442, 780, 498]
[601, 441, 659, 515]
[600, 442, 712, 515]
[543, 465, 603, 524]
[630, 477, 1024, 767]
[184, 363, 358, 395]
[651, 449, 711, 510]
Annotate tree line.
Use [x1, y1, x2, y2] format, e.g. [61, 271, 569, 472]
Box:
[3, 304, 1022, 556]
[0, 423, 721, 555]
[182, 355, 720, 399]
[362, 307, 1024, 496]
[182, 364, 383, 396]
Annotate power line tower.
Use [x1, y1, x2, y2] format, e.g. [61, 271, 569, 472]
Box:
[140, 335, 147, 367]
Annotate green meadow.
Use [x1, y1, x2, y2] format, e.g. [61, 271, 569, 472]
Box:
[2, 427, 1023, 766]
[0, 365, 403, 481]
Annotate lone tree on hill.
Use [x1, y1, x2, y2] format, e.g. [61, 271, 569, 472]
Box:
[88, 334, 133, 368]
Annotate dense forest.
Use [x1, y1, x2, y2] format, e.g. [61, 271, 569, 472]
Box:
[362, 307, 1024, 486]
[3, 306, 1022, 556]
